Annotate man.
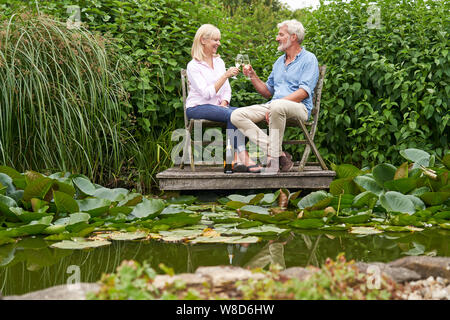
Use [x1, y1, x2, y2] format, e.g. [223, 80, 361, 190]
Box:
[230, 19, 319, 173]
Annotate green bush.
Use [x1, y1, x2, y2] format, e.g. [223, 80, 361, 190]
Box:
[296, 0, 449, 166]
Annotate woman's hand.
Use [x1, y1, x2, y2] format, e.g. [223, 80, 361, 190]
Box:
[219, 100, 229, 107]
[225, 67, 239, 78]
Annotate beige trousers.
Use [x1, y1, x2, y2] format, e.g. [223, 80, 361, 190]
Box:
[230, 99, 308, 158]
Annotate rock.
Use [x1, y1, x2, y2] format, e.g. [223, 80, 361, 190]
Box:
[355, 262, 421, 283]
[431, 288, 448, 300]
[388, 256, 450, 280]
[3, 283, 100, 300]
[195, 266, 265, 287]
[279, 267, 315, 281]
[152, 273, 209, 290]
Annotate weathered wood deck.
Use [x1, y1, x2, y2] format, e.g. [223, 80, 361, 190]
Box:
[157, 165, 336, 191]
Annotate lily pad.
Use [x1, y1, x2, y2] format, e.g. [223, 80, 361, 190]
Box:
[166, 195, 197, 205]
[53, 190, 79, 214]
[93, 187, 129, 202]
[384, 178, 417, 194]
[130, 198, 165, 219]
[72, 177, 96, 196]
[290, 218, 325, 229]
[77, 198, 111, 217]
[108, 231, 148, 241]
[353, 175, 384, 196]
[298, 191, 333, 210]
[380, 191, 416, 214]
[419, 192, 450, 206]
[349, 227, 382, 235]
[50, 239, 111, 250]
[372, 163, 397, 188]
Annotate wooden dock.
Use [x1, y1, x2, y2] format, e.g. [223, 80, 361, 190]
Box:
[157, 165, 336, 191]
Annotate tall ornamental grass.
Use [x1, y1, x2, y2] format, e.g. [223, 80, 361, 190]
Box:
[0, 13, 133, 184]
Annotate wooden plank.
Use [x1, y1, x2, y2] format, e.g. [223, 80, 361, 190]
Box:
[156, 166, 336, 191]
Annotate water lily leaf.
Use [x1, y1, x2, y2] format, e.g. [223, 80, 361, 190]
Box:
[159, 206, 194, 216]
[72, 177, 96, 196]
[236, 220, 264, 229]
[419, 192, 450, 206]
[349, 227, 382, 235]
[329, 178, 359, 195]
[93, 187, 129, 202]
[390, 213, 419, 226]
[380, 191, 416, 214]
[433, 211, 450, 220]
[260, 191, 280, 205]
[352, 191, 377, 208]
[53, 190, 79, 214]
[298, 191, 333, 210]
[394, 162, 409, 180]
[333, 164, 362, 179]
[50, 239, 111, 250]
[0, 216, 53, 238]
[43, 224, 67, 235]
[373, 163, 397, 187]
[239, 205, 270, 216]
[224, 225, 288, 236]
[65, 212, 91, 233]
[442, 154, 450, 170]
[405, 195, 426, 211]
[0, 173, 15, 194]
[108, 231, 148, 241]
[166, 195, 197, 205]
[384, 178, 417, 194]
[109, 206, 133, 216]
[439, 223, 450, 230]
[402, 242, 425, 256]
[52, 179, 76, 197]
[225, 201, 247, 209]
[151, 214, 202, 229]
[159, 229, 203, 242]
[290, 218, 325, 229]
[378, 225, 421, 233]
[227, 194, 254, 203]
[409, 186, 430, 197]
[130, 198, 165, 219]
[336, 211, 372, 224]
[9, 207, 53, 223]
[77, 198, 111, 217]
[23, 176, 54, 202]
[353, 175, 384, 196]
[0, 194, 19, 221]
[118, 193, 143, 207]
[223, 236, 260, 244]
[400, 149, 430, 167]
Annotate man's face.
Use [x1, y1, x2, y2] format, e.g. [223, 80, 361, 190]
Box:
[276, 25, 295, 52]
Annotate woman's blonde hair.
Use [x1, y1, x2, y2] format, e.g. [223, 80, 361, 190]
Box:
[191, 24, 221, 61]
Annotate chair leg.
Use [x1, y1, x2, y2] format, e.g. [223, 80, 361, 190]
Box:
[298, 144, 311, 172]
[299, 122, 328, 170]
[180, 129, 188, 170]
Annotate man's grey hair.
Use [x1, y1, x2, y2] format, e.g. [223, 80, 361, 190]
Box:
[277, 19, 305, 44]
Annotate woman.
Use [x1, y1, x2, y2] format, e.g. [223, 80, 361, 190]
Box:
[186, 24, 261, 173]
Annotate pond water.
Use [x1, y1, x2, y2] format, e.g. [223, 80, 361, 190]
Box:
[1, 228, 449, 296]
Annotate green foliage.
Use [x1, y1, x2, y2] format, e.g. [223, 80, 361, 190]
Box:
[298, 0, 449, 165]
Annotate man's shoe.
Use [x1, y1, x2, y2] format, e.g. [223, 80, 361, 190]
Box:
[279, 154, 293, 172]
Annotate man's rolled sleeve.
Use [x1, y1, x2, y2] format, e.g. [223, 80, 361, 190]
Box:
[298, 56, 319, 99]
[265, 70, 275, 96]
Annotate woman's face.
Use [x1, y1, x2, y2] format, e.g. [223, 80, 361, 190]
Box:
[202, 34, 221, 56]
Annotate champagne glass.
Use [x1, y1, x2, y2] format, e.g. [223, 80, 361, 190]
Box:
[241, 54, 251, 79]
[232, 54, 243, 79]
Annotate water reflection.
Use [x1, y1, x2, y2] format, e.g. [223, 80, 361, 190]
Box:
[1, 229, 449, 296]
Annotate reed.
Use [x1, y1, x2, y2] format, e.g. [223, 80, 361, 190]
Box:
[0, 13, 132, 184]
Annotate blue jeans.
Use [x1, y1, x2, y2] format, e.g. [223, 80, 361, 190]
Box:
[186, 104, 246, 153]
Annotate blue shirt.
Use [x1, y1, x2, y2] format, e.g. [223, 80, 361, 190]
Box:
[266, 47, 319, 118]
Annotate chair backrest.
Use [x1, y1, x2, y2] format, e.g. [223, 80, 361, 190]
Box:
[181, 69, 189, 129]
[309, 65, 326, 134]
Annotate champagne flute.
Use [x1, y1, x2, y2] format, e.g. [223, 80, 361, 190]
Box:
[241, 54, 251, 79]
[232, 54, 243, 79]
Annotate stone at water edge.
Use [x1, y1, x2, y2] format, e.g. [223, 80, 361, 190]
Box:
[388, 256, 450, 280]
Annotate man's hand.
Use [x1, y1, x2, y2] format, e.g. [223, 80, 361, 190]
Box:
[243, 64, 255, 79]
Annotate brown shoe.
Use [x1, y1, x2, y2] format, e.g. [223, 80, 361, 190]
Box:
[280, 154, 293, 172]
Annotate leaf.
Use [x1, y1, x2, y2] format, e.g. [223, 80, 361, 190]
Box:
[72, 177, 96, 196]
[352, 191, 377, 208]
[108, 231, 148, 241]
[23, 176, 54, 201]
[336, 211, 372, 224]
[0, 194, 19, 221]
[50, 239, 111, 250]
[166, 195, 196, 205]
[333, 164, 362, 179]
[93, 187, 129, 202]
[402, 242, 425, 256]
[290, 218, 325, 229]
[260, 191, 280, 205]
[329, 178, 359, 195]
[353, 175, 384, 195]
[394, 162, 409, 179]
[130, 198, 165, 219]
[442, 154, 450, 170]
[9, 207, 53, 223]
[383, 177, 417, 194]
[77, 198, 111, 217]
[222, 225, 288, 236]
[225, 200, 247, 209]
[239, 205, 270, 215]
[53, 191, 79, 214]
[297, 191, 333, 210]
[349, 227, 382, 235]
[65, 212, 91, 233]
[400, 149, 430, 167]
[380, 191, 416, 214]
[372, 163, 397, 187]
[419, 192, 450, 206]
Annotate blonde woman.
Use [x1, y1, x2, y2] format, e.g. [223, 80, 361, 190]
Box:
[186, 24, 261, 173]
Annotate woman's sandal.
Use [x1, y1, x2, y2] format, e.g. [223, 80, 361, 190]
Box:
[246, 164, 262, 173]
[233, 163, 248, 172]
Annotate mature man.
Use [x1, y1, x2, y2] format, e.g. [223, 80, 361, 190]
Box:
[230, 19, 319, 173]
